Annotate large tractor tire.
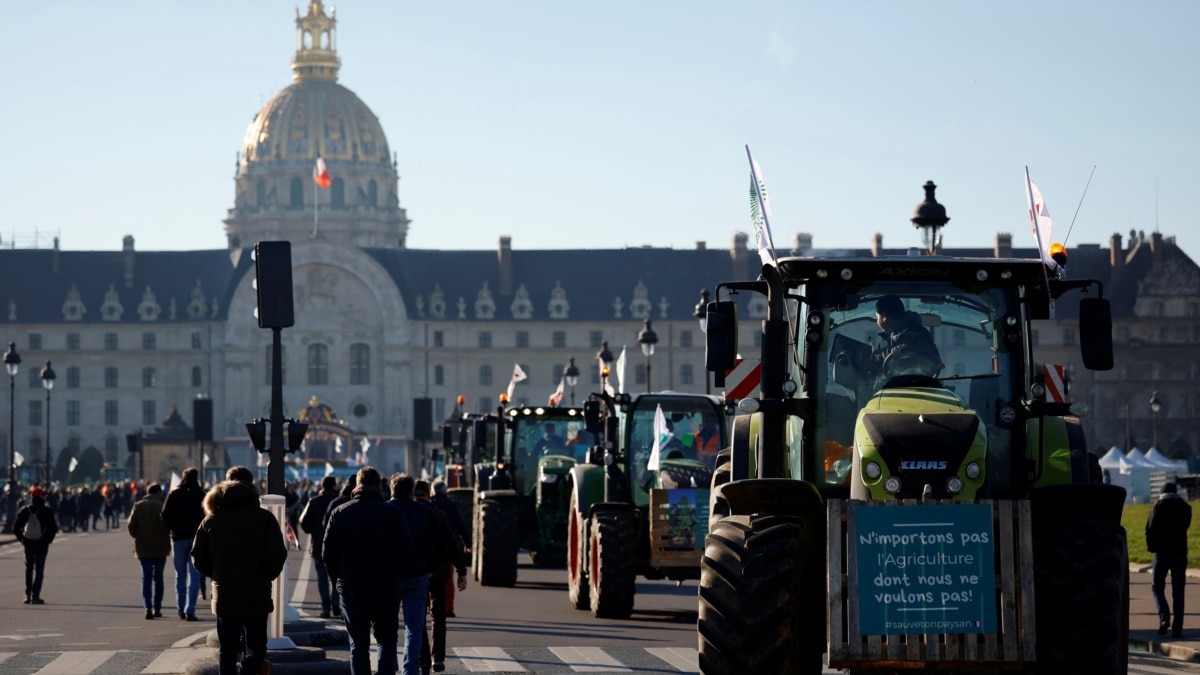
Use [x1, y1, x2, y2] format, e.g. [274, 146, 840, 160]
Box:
[567, 488, 589, 610]
[709, 448, 732, 523]
[476, 498, 519, 587]
[588, 508, 638, 619]
[698, 514, 823, 675]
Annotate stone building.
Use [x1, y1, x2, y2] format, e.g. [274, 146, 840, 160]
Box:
[1, 2, 1197, 484]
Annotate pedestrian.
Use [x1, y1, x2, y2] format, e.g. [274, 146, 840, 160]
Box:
[127, 483, 172, 619]
[323, 466, 414, 675]
[161, 467, 207, 621]
[319, 473, 357, 617]
[386, 474, 448, 675]
[1147, 481, 1192, 638]
[14, 486, 58, 604]
[298, 475, 341, 618]
[192, 466, 288, 675]
[429, 480, 470, 618]
[418, 480, 469, 674]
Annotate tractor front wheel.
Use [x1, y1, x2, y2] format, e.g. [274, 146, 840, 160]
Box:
[589, 508, 638, 619]
[476, 498, 518, 587]
[567, 488, 589, 610]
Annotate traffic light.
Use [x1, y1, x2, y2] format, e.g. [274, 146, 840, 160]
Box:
[193, 397, 213, 442]
[253, 241, 295, 328]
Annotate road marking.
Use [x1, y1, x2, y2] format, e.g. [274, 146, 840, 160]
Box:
[141, 647, 215, 673]
[172, 631, 211, 649]
[0, 652, 16, 665]
[454, 646, 526, 672]
[646, 647, 698, 672]
[34, 650, 114, 674]
[549, 646, 632, 672]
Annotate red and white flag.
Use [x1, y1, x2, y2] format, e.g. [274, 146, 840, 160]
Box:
[506, 363, 528, 400]
[313, 157, 331, 188]
[549, 377, 565, 407]
[1024, 167, 1060, 273]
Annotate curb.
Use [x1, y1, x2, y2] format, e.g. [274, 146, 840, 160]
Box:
[1130, 637, 1200, 663]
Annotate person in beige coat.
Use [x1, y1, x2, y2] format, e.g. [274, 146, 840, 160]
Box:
[127, 483, 171, 619]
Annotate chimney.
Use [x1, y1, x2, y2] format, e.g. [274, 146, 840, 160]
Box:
[731, 232, 751, 279]
[695, 241, 706, 250]
[122, 235, 136, 288]
[994, 232, 1012, 259]
[1110, 232, 1124, 272]
[497, 236, 513, 295]
[1151, 231, 1163, 257]
[793, 232, 813, 256]
[870, 233, 884, 257]
[53, 237, 60, 274]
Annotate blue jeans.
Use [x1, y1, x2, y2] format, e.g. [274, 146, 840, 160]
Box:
[139, 556, 166, 611]
[215, 613, 268, 675]
[396, 575, 430, 675]
[1152, 552, 1187, 631]
[172, 538, 203, 615]
[312, 555, 339, 614]
[24, 549, 47, 599]
[339, 583, 401, 675]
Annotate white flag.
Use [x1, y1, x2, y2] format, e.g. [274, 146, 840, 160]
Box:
[324, 462, 335, 477]
[747, 146, 778, 267]
[1025, 167, 1061, 273]
[203, 452, 212, 465]
[14, 451, 25, 467]
[169, 471, 182, 492]
[68, 456, 78, 472]
[646, 404, 668, 472]
[549, 377, 565, 407]
[360, 437, 371, 456]
[615, 346, 628, 395]
[506, 363, 528, 400]
[335, 436, 343, 455]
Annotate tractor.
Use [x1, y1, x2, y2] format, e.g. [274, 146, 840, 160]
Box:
[566, 389, 727, 619]
[697, 182, 1126, 674]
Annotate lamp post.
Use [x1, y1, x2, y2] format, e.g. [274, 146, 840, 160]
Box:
[637, 319, 658, 394]
[40, 361, 55, 487]
[693, 289, 710, 395]
[1149, 391, 1162, 450]
[3, 342, 20, 534]
[563, 357, 580, 407]
[1123, 402, 1132, 452]
[596, 341, 613, 393]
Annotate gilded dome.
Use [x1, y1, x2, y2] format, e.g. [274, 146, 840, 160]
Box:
[241, 80, 390, 166]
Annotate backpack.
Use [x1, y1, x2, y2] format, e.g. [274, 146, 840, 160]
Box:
[23, 507, 44, 541]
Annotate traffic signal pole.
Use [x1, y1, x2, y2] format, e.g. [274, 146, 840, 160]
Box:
[267, 326, 285, 496]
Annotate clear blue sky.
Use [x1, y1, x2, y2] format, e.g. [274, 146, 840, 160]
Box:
[3, 1, 1198, 257]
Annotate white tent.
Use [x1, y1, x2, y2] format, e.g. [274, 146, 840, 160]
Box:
[1097, 446, 1126, 470]
[1097, 447, 1142, 503]
[1144, 447, 1188, 474]
[1124, 447, 1155, 467]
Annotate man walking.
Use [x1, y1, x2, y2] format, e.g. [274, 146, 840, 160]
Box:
[430, 480, 470, 618]
[1147, 481, 1192, 638]
[127, 483, 171, 619]
[418, 480, 469, 673]
[323, 466, 414, 675]
[387, 474, 447, 675]
[161, 467, 206, 621]
[14, 486, 58, 604]
[298, 475, 340, 618]
[192, 466, 288, 675]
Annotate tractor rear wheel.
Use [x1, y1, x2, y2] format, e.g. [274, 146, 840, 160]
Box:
[709, 449, 732, 522]
[476, 498, 518, 587]
[589, 508, 638, 619]
[698, 514, 823, 675]
[567, 488, 589, 610]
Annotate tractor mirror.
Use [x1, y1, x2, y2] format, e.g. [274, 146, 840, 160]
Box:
[441, 424, 453, 450]
[705, 300, 739, 373]
[1079, 297, 1114, 371]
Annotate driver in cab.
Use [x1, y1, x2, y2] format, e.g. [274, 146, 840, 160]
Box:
[869, 295, 943, 383]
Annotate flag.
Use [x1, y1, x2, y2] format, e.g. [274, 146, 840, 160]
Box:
[313, 157, 331, 188]
[335, 436, 344, 455]
[747, 146, 777, 267]
[549, 377, 565, 407]
[203, 452, 212, 465]
[68, 456, 78, 472]
[506, 363, 528, 400]
[646, 404, 668, 472]
[360, 437, 371, 456]
[1025, 167, 1061, 273]
[14, 451, 24, 467]
[615, 346, 627, 395]
[324, 461, 335, 477]
[169, 471, 182, 492]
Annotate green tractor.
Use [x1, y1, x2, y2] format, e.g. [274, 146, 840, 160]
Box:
[567, 390, 727, 619]
[463, 403, 595, 586]
[698, 183, 1126, 674]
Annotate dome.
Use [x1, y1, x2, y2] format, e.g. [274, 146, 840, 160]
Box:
[241, 80, 390, 166]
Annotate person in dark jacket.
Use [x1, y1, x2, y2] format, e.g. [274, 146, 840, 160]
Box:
[418, 480, 469, 674]
[14, 486, 58, 604]
[1147, 481, 1192, 637]
[161, 467, 206, 621]
[128, 483, 172, 619]
[298, 475, 340, 618]
[867, 294, 943, 382]
[323, 467, 414, 675]
[430, 480, 470, 618]
[192, 468, 288, 675]
[386, 474, 447, 675]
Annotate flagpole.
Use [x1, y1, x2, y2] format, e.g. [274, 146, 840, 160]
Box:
[313, 177, 319, 239]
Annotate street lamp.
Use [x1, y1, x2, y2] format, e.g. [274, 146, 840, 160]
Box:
[40, 361, 55, 487]
[596, 341, 614, 392]
[637, 319, 658, 394]
[3, 342, 20, 534]
[1149, 391, 1162, 450]
[693, 289, 710, 394]
[563, 357, 580, 407]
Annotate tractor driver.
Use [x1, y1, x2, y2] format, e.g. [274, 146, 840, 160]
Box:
[868, 295, 943, 383]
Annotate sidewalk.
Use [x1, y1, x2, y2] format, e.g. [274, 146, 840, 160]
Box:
[1128, 564, 1200, 662]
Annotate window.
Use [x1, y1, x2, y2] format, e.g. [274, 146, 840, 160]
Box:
[680, 363, 694, 385]
[434, 398, 445, 424]
[142, 367, 156, 388]
[480, 364, 493, 386]
[350, 343, 370, 385]
[256, 179, 266, 207]
[67, 367, 80, 389]
[1063, 328, 1076, 347]
[105, 333, 118, 350]
[191, 366, 203, 387]
[28, 369, 40, 388]
[477, 398, 491, 414]
[105, 367, 118, 388]
[67, 333, 80, 350]
[367, 179, 378, 207]
[67, 400, 81, 426]
[331, 177, 345, 208]
[28, 400, 42, 426]
[433, 331, 444, 348]
[143, 332, 156, 350]
[29, 437, 42, 459]
[590, 363, 600, 385]
[308, 344, 329, 385]
[191, 332, 203, 349]
[478, 331, 492, 348]
[680, 330, 693, 348]
[434, 365, 445, 386]
[516, 331, 530, 349]
[142, 400, 157, 426]
[265, 345, 287, 385]
[289, 177, 304, 207]
[1151, 301, 1165, 318]
[552, 331, 566, 348]
[105, 400, 119, 426]
[553, 364, 564, 383]
[28, 333, 42, 350]
[590, 331, 603, 349]
[105, 436, 119, 462]
[67, 435, 80, 453]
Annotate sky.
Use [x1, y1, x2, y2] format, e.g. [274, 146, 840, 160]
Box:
[3, 1, 1198, 257]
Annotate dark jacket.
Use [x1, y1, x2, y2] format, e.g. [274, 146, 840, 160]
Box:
[14, 496, 58, 554]
[192, 480, 288, 617]
[160, 478, 206, 541]
[298, 486, 339, 558]
[871, 311, 942, 380]
[127, 492, 171, 558]
[424, 501, 468, 578]
[431, 493, 470, 545]
[1147, 492, 1192, 556]
[389, 496, 449, 578]
[321, 488, 414, 592]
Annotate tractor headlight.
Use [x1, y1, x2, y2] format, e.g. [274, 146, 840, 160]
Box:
[965, 462, 981, 479]
[865, 462, 882, 480]
[884, 476, 902, 494]
[946, 476, 964, 494]
[541, 474, 558, 484]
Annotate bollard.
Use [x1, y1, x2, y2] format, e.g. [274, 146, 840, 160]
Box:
[261, 495, 297, 649]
